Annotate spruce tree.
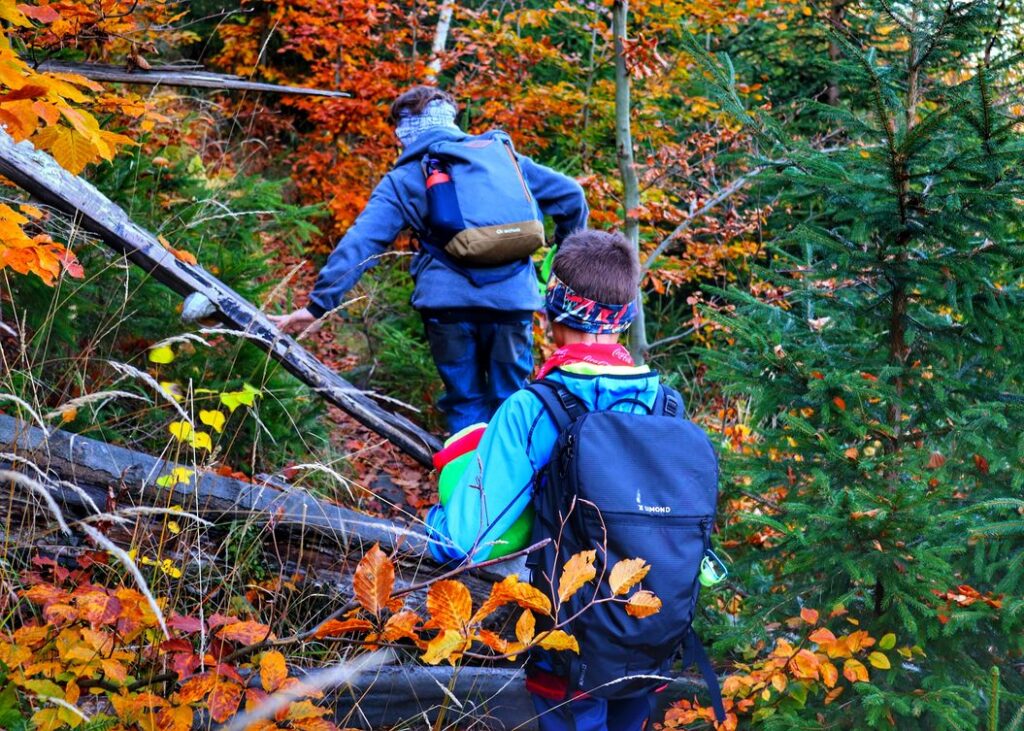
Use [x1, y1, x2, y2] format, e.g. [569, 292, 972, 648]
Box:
[686, 2, 1024, 726]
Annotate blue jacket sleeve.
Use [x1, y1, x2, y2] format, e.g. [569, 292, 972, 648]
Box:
[519, 157, 589, 244]
[306, 174, 411, 318]
[430, 389, 557, 563]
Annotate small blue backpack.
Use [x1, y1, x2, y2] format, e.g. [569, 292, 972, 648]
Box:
[421, 130, 545, 286]
[524, 379, 725, 721]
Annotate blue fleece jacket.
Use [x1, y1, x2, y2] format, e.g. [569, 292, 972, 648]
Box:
[306, 128, 589, 318]
[425, 366, 662, 563]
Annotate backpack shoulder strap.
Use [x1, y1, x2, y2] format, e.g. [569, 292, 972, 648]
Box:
[682, 628, 726, 723]
[524, 379, 586, 432]
[654, 384, 684, 418]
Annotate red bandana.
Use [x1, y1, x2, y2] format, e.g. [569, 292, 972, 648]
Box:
[536, 343, 635, 380]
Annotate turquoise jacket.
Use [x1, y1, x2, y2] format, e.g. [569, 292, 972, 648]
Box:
[425, 364, 660, 563]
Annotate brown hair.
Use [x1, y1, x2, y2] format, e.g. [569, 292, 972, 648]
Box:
[388, 86, 457, 124]
[553, 229, 639, 305]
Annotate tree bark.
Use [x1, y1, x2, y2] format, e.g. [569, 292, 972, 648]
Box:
[35, 62, 348, 97]
[612, 0, 647, 362]
[0, 130, 442, 468]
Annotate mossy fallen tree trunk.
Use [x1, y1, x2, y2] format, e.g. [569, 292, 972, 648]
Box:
[0, 129, 442, 468]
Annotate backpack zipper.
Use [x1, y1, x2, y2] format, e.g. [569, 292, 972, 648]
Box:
[502, 138, 533, 202]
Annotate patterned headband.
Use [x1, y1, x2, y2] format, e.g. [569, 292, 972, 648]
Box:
[544, 271, 636, 334]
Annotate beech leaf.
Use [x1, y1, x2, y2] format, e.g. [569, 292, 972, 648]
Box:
[625, 590, 662, 618]
[353, 544, 395, 618]
[426, 579, 473, 631]
[558, 550, 597, 603]
[608, 558, 650, 596]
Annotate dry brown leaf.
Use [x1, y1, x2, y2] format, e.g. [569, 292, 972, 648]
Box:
[353, 543, 395, 618]
[608, 558, 650, 596]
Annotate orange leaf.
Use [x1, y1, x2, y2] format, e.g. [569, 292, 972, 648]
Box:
[177, 673, 215, 703]
[313, 618, 373, 638]
[824, 686, 844, 705]
[515, 610, 536, 645]
[425, 580, 473, 631]
[217, 620, 274, 644]
[832, 396, 846, 411]
[608, 558, 650, 596]
[474, 629, 510, 654]
[625, 590, 662, 618]
[808, 627, 837, 646]
[842, 658, 869, 683]
[558, 550, 597, 603]
[789, 649, 820, 680]
[353, 544, 395, 618]
[800, 607, 819, 625]
[286, 700, 330, 720]
[156, 706, 194, 731]
[380, 611, 420, 643]
[208, 679, 243, 722]
[820, 660, 839, 688]
[260, 650, 288, 692]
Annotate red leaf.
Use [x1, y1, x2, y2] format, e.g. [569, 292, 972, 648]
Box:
[17, 4, 59, 22]
[973, 454, 989, 475]
[832, 396, 846, 411]
[168, 614, 205, 634]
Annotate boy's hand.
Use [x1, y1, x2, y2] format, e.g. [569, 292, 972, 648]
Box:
[268, 307, 321, 336]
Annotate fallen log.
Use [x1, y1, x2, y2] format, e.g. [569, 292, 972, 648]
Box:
[36, 61, 349, 98]
[0, 129, 442, 468]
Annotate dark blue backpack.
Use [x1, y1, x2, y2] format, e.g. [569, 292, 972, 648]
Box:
[525, 379, 725, 721]
[420, 130, 546, 286]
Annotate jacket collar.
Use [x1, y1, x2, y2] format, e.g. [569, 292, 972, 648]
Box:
[394, 127, 468, 165]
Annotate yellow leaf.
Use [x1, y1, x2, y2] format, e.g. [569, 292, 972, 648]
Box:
[169, 421, 193, 442]
[515, 610, 535, 645]
[190, 431, 213, 451]
[868, 651, 891, 670]
[353, 544, 396, 618]
[0, 0, 31, 27]
[422, 629, 466, 665]
[220, 388, 257, 412]
[199, 409, 226, 433]
[625, 590, 662, 618]
[771, 673, 787, 692]
[160, 381, 184, 402]
[558, 550, 596, 603]
[879, 633, 896, 650]
[156, 467, 194, 488]
[426, 580, 473, 631]
[608, 558, 650, 596]
[148, 344, 175, 364]
[536, 629, 579, 653]
[31, 125, 99, 175]
[167, 520, 181, 535]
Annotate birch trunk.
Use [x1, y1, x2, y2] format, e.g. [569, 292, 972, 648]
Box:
[613, 0, 647, 361]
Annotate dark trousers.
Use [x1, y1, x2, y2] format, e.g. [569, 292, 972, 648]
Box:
[421, 311, 534, 434]
[530, 692, 655, 731]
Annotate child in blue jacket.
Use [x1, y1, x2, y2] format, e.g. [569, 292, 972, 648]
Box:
[270, 86, 588, 434]
[426, 229, 662, 731]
